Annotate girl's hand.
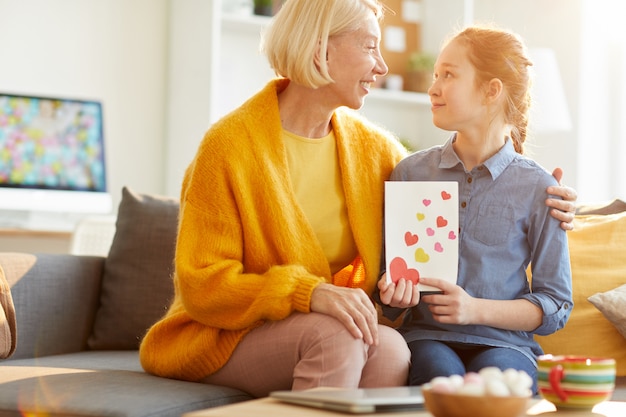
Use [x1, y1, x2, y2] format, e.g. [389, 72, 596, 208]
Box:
[419, 277, 477, 325]
[310, 283, 379, 345]
[378, 273, 420, 308]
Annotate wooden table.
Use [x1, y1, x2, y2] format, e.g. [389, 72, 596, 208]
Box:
[0, 228, 71, 254]
[184, 397, 626, 417]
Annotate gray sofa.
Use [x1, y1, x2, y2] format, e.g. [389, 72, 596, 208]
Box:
[2, 188, 626, 416]
[0, 187, 253, 417]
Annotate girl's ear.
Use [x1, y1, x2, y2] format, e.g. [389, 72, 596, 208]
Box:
[486, 78, 503, 103]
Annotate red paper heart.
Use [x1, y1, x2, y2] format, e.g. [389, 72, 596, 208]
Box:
[389, 257, 420, 285]
[404, 231, 419, 246]
[436, 216, 448, 228]
[441, 191, 452, 200]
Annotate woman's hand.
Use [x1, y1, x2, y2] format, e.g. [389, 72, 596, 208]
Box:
[418, 277, 476, 325]
[310, 283, 379, 345]
[377, 273, 420, 308]
[548, 167, 578, 231]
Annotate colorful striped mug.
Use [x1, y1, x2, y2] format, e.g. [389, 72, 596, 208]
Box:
[537, 354, 616, 410]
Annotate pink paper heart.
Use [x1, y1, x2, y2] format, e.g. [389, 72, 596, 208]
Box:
[426, 227, 435, 236]
[448, 231, 457, 240]
[423, 199, 431, 207]
[434, 242, 444, 252]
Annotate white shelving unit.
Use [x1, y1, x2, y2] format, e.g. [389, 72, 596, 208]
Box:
[217, 7, 445, 150]
[164, 0, 453, 196]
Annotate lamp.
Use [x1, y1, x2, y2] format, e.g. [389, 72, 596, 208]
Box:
[528, 48, 572, 133]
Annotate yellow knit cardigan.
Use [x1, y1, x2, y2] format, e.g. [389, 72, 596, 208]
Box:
[139, 79, 407, 381]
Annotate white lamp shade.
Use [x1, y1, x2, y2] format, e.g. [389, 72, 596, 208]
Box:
[528, 48, 572, 133]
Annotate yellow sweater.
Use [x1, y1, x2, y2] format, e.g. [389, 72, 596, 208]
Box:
[139, 79, 407, 381]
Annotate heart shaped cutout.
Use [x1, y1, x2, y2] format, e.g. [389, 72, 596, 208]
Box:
[404, 231, 419, 246]
[414, 248, 430, 263]
[441, 191, 452, 200]
[436, 216, 448, 228]
[389, 257, 420, 284]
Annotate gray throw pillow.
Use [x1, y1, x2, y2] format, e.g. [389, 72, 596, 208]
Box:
[88, 187, 179, 350]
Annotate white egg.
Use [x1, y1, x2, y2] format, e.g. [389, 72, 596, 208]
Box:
[479, 366, 504, 381]
[430, 376, 456, 393]
[457, 382, 485, 396]
[485, 379, 511, 396]
[448, 374, 465, 390]
[502, 368, 521, 387]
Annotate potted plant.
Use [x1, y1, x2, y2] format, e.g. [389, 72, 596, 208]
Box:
[406, 51, 436, 93]
[253, 0, 273, 16]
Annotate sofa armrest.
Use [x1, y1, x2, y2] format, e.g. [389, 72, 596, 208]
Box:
[0, 252, 104, 360]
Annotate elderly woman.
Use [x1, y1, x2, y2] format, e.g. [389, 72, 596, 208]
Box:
[139, 0, 577, 398]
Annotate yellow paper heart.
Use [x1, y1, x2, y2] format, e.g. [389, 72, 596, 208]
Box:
[414, 248, 430, 263]
[416, 213, 425, 221]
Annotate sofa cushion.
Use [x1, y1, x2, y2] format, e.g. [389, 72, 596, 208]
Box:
[0, 253, 103, 360]
[535, 208, 626, 376]
[88, 187, 179, 350]
[0, 351, 252, 417]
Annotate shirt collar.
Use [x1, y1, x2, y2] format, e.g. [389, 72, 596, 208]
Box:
[439, 133, 517, 180]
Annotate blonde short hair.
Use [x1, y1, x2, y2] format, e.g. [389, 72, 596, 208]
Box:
[261, 0, 384, 89]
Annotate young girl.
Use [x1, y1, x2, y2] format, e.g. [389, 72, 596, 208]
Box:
[377, 25, 573, 392]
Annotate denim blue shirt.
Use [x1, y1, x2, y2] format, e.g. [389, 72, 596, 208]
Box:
[381, 135, 573, 366]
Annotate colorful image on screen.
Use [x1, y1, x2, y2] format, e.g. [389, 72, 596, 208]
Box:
[0, 93, 106, 192]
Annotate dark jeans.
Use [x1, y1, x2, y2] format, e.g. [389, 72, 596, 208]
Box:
[407, 339, 537, 394]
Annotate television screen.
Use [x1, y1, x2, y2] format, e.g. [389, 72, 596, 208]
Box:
[0, 92, 106, 193]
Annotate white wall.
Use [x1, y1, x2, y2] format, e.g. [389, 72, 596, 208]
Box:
[578, 0, 626, 202]
[473, 0, 581, 196]
[164, 0, 219, 197]
[1, 0, 619, 211]
[421, 0, 582, 193]
[0, 0, 170, 212]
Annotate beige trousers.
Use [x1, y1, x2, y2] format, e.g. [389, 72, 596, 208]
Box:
[201, 312, 410, 397]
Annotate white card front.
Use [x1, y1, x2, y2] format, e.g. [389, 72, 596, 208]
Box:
[384, 181, 459, 292]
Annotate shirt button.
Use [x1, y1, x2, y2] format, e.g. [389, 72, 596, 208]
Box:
[467, 177, 473, 183]
[461, 201, 467, 208]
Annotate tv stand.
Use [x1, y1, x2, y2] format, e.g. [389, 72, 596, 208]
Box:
[0, 228, 71, 254]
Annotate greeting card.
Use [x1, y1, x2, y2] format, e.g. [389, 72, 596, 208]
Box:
[384, 181, 459, 293]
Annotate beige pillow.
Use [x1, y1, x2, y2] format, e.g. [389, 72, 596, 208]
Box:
[588, 284, 626, 339]
[88, 187, 179, 350]
[0, 264, 17, 359]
